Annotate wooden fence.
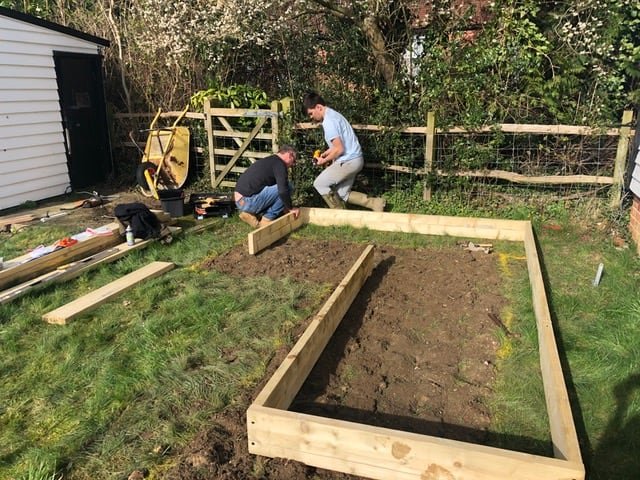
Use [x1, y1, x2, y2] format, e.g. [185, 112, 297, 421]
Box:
[296, 109, 635, 207]
[203, 98, 290, 189]
[113, 106, 635, 207]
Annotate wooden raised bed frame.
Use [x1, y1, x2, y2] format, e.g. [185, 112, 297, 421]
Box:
[246, 208, 584, 480]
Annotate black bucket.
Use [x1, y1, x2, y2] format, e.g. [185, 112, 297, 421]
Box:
[158, 189, 185, 217]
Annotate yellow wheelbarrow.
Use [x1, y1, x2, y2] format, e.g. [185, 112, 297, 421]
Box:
[133, 105, 190, 198]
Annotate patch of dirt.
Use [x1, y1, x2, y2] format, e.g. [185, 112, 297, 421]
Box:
[0, 186, 163, 234]
[37, 188, 163, 230]
[167, 237, 507, 480]
[202, 238, 366, 285]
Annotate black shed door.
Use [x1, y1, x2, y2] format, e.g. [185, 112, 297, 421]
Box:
[54, 52, 112, 188]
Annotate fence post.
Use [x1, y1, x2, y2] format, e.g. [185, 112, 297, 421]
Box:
[271, 100, 281, 153]
[204, 97, 216, 187]
[610, 109, 634, 209]
[423, 111, 436, 201]
[280, 97, 293, 113]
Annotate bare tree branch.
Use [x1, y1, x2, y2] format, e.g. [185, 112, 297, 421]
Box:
[309, 0, 356, 21]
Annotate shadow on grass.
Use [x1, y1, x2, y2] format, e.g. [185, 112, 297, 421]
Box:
[532, 229, 640, 478]
[589, 373, 640, 480]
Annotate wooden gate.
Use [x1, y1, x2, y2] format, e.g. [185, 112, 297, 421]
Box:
[204, 99, 290, 189]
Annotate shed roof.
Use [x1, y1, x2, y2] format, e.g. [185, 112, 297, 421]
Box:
[0, 6, 110, 47]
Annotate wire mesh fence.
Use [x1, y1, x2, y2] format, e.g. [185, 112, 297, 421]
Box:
[292, 122, 626, 212]
[113, 110, 633, 213]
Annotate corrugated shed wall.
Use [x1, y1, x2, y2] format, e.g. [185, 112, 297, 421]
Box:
[0, 14, 99, 211]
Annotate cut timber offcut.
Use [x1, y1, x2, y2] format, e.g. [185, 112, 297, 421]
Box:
[42, 261, 175, 325]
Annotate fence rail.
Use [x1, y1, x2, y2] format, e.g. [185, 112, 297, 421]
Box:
[295, 110, 635, 207]
[114, 108, 636, 208]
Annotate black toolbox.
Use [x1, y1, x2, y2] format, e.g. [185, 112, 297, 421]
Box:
[189, 192, 235, 218]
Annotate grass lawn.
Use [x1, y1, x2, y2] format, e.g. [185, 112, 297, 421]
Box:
[0, 212, 639, 480]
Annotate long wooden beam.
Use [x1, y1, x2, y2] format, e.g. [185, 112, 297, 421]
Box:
[42, 261, 175, 325]
[248, 406, 584, 480]
[303, 208, 526, 242]
[247, 212, 305, 255]
[252, 245, 375, 408]
[523, 224, 582, 464]
[363, 163, 616, 185]
[0, 213, 36, 229]
[0, 223, 122, 290]
[295, 121, 630, 137]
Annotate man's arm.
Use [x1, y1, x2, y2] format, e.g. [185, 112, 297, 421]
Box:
[274, 163, 293, 210]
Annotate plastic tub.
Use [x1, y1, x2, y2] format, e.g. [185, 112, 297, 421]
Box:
[158, 189, 185, 217]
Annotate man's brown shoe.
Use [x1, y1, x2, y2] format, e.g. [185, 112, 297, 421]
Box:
[239, 211, 259, 228]
[258, 217, 274, 228]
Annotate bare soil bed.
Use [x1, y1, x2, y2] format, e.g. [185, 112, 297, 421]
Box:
[166, 237, 508, 479]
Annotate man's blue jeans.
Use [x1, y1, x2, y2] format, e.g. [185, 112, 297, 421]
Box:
[235, 182, 293, 220]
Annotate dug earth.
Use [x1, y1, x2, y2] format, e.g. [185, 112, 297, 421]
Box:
[165, 237, 509, 480]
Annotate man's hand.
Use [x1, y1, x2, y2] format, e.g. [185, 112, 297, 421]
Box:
[316, 153, 333, 167]
[313, 150, 331, 166]
[288, 207, 300, 219]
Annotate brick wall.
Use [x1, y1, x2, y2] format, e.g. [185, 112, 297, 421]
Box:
[630, 195, 640, 255]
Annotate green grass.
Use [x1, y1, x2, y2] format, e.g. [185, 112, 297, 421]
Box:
[0, 218, 329, 479]
[490, 220, 640, 479]
[2, 213, 640, 479]
[532, 221, 640, 479]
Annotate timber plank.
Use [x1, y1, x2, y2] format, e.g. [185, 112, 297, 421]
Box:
[248, 406, 584, 480]
[295, 120, 625, 136]
[523, 224, 581, 463]
[0, 223, 122, 290]
[42, 261, 175, 325]
[304, 208, 526, 241]
[0, 213, 36, 228]
[253, 245, 375, 409]
[248, 212, 304, 255]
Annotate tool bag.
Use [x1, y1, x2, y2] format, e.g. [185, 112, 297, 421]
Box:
[114, 203, 161, 240]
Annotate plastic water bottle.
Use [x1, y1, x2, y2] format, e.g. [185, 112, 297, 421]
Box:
[125, 225, 134, 246]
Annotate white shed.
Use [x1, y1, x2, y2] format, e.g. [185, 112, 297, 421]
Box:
[0, 7, 111, 211]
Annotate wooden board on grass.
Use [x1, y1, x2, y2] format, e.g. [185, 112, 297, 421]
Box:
[42, 261, 175, 325]
[248, 406, 584, 480]
[0, 238, 152, 305]
[246, 208, 585, 480]
[0, 222, 122, 290]
[254, 245, 374, 408]
[0, 213, 36, 229]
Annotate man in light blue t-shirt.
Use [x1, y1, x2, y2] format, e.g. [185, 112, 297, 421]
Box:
[303, 92, 385, 212]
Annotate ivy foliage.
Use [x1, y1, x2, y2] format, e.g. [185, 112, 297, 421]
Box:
[190, 84, 269, 111]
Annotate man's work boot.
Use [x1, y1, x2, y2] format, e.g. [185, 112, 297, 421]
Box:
[239, 211, 260, 228]
[321, 192, 345, 209]
[258, 216, 274, 228]
[347, 191, 386, 212]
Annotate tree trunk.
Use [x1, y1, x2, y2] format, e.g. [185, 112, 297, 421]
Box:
[308, 0, 398, 86]
[361, 15, 396, 85]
